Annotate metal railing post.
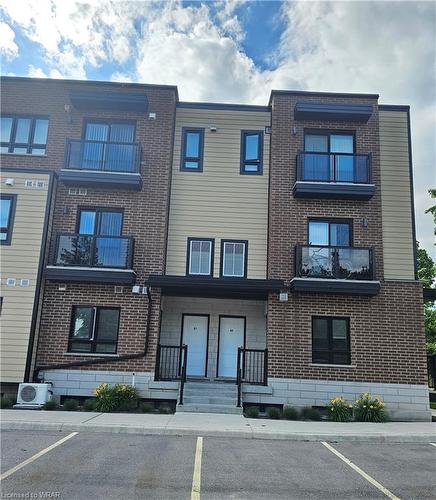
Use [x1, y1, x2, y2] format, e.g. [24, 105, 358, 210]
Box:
[154, 344, 161, 381]
[263, 349, 268, 386]
[237, 347, 242, 407]
[179, 344, 188, 405]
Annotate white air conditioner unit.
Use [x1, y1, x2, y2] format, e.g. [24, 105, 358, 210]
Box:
[16, 383, 51, 407]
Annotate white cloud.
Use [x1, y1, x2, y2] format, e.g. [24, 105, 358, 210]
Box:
[0, 0, 434, 253]
[0, 21, 18, 60]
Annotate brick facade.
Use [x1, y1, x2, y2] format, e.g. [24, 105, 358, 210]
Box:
[1, 78, 177, 374]
[267, 92, 427, 385]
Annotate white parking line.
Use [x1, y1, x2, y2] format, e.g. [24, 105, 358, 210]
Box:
[191, 436, 203, 500]
[321, 441, 400, 500]
[0, 432, 78, 482]
[430, 443, 436, 448]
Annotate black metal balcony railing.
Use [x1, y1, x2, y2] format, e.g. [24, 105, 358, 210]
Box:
[428, 354, 436, 389]
[296, 245, 375, 281]
[64, 139, 141, 173]
[296, 152, 371, 184]
[54, 234, 134, 269]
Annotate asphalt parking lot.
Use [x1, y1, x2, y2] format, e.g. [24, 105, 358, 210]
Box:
[1, 430, 435, 499]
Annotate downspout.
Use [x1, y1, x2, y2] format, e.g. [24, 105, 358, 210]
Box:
[34, 286, 153, 380]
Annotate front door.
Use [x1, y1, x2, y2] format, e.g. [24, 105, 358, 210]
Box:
[218, 316, 245, 378]
[182, 315, 208, 377]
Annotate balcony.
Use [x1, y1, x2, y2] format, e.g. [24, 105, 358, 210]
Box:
[59, 139, 142, 190]
[290, 245, 380, 296]
[45, 234, 136, 284]
[293, 152, 375, 200]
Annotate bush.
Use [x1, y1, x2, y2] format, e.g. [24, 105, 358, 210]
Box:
[245, 406, 259, 418]
[328, 397, 353, 422]
[282, 405, 299, 420]
[139, 403, 154, 413]
[43, 400, 59, 411]
[83, 398, 97, 411]
[300, 407, 322, 421]
[63, 399, 79, 411]
[0, 397, 14, 409]
[158, 405, 172, 414]
[94, 383, 139, 413]
[354, 393, 387, 423]
[266, 406, 281, 419]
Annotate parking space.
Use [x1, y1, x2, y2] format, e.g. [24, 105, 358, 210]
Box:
[0, 430, 435, 499]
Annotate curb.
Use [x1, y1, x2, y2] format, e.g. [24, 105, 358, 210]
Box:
[2, 421, 435, 443]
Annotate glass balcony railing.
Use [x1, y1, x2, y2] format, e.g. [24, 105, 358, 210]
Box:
[54, 234, 134, 269]
[64, 139, 141, 173]
[296, 152, 371, 184]
[295, 245, 375, 281]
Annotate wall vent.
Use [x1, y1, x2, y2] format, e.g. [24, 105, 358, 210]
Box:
[78, 188, 88, 195]
[6, 278, 16, 286]
[68, 188, 78, 195]
[58, 284, 67, 291]
[25, 180, 48, 189]
[114, 286, 123, 294]
[20, 279, 30, 287]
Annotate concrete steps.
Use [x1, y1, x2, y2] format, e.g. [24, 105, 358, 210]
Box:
[176, 381, 242, 415]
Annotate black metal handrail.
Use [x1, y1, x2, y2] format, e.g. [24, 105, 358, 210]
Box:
[154, 344, 188, 404]
[295, 245, 375, 281]
[64, 139, 142, 173]
[296, 152, 372, 184]
[54, 233, 134, 269]
[428, 354, 436, 389]
[237, 347, 268, 407]
[179, 345, 188, 405]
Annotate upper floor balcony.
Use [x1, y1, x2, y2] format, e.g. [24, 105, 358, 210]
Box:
[290, 244, 380, 296]
[59, 139, 142, 190]
[293, 152, 375, 200]
[45, 233, 136, 284]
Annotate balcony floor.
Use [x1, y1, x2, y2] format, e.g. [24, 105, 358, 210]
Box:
[290, 277, 381, 296]
[45, 265, 136, 285]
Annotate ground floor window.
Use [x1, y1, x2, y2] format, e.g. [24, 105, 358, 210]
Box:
[312, 316, 350, 364]
[68, 306, 120, 354]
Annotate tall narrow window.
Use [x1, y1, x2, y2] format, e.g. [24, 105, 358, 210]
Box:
[221, 240, 247, 278]
[69, 306, 120, 354]
[0, 194, 17, 245]
[1, 116, 49, 155]
[180, 128, 204, 171]
[308, 219, 351, 246]
[241, 131, 263, 174]
[83, 121, 135, 171]
[187, 238, 213, 276]
[312, 317, 350, 365]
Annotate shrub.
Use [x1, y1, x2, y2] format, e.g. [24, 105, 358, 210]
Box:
[245, 406, 259, 418]
[266, 406, 281, 419]
[158, 405, 172, 414]
[43, 400, 59, 411]
[83, 398, 97, 411]
[354, 393, 387, 423]
[0, 397, 14, 409]
[282, 405, 299, 420]
[301, 407, 322, 421]
[139, 403, 154, 413]
[63, 399, 79, 411]
[94, 383, 139, 413]
[328, 397, 353, 422]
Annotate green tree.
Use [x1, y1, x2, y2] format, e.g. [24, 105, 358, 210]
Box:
[417, 242, 436, 353]
[425, 188, 436, 240]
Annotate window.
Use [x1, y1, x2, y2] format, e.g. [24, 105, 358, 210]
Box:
[77, 208, 123, 236]
[304, 131, 355, 181]
[1, 116, 49, 155]
[180, 128, 204, 171]
[241, 131, 263, 174]
[68, 306, 120, 354]
[312, 317, 350, 365]
[308, 219, 351, 246]
[221, 240, 247, 278]
[187, 238, 214, 276]
[82, 121, 136, 171]
[0, 194, 17, 245]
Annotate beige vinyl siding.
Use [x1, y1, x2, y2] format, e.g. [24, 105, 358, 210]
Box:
[0, 172, 50, 383]
[379, 110, 415, 280]
[167, 107, 270, 279]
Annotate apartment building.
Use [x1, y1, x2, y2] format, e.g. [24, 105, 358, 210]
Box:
[0, 76, 429, 420]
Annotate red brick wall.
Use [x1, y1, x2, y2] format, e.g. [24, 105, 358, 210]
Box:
[1, 78, 177, 373]
[267, 93, 427, 385]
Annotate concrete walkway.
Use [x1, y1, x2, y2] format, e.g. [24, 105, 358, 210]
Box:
[1, 409, 435, 442]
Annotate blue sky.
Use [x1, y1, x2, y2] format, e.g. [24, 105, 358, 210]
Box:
[0, 0, 435, 255]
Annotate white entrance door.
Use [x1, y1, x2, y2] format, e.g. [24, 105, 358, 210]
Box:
[182, 315, 208, 377]
[218, 316, 245, 378]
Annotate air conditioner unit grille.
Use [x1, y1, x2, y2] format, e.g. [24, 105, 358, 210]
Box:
[20, 385, 37, 402]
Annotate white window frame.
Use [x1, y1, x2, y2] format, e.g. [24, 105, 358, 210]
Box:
[222, 241, 246, 278]
[188, 239, 213, 276]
